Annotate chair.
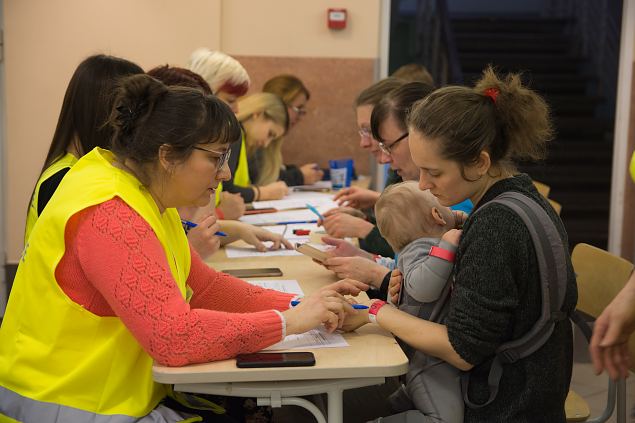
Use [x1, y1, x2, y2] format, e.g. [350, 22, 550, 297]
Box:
[549, 199, 562, 216]
[567, 243, 635, 423]
[533, 180, 551, 198]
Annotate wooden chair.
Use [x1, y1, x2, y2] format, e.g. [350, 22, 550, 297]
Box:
[549, 199, 562, 216]
[567, 243, 635, 423]
[533, 180, 551, 198]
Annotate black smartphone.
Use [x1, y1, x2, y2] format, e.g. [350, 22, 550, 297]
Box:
[235, 352, 316, 368]
[222, 268, 283, 278]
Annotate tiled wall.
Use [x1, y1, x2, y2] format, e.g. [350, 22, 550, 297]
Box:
[236, 56, 377, 176]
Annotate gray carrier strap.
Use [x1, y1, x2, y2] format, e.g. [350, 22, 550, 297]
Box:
[461, 192, 569, 409]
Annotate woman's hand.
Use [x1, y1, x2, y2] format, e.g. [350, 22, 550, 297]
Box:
[186, 214, 222, 259]
[590, 275, 635, 379]
[323, 206, 366, 220]
[441, 229, 462, 247]
[333, 187, 380, 209]
[258, 181, 289, 200]
[282, 279, 367, 334]
[217, 192, 246, 220]
[320, 213, 374, 239]
[300, 163, 324, 185]
[219, 220, 293, 252]
[322, 236, 373, 260]
[323, 256, 387, 289]
[388, 269, 403, 304]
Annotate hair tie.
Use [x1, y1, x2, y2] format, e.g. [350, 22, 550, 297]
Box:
[483, 87, 499, 103]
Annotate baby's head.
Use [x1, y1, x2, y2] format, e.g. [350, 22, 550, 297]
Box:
[375, 181, 455, 252]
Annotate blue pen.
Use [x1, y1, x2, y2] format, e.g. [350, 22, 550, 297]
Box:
[290, 300, 368, 309]
[276, 220, 318, 225]
[305, 204, 325, 221]
[181, 219, 227, 236]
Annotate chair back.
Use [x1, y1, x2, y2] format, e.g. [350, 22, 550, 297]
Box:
[533, 180, 551, 197]
[571, 243, 635, 371]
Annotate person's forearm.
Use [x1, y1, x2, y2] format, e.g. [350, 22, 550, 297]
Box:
[375, 305, 472, 370]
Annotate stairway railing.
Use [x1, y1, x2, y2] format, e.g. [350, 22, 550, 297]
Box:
[547, 0, 621, 117]
[414, 0, 463, 85]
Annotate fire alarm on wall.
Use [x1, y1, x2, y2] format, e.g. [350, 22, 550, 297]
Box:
[327, 8, 347, 30]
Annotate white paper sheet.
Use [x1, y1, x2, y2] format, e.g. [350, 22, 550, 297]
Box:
[264, 327, 349, 350]
[239, 209, 319, 226]
[246, 279, 304, 295]
[225, 242, 303, 258]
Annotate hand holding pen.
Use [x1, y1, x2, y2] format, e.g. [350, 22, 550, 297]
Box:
[181, 215, 225, 260]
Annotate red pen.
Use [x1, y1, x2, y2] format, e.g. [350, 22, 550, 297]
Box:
[293, 229, 311, 236]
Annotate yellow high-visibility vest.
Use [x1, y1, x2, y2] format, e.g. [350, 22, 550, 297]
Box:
[215, 129, 251, 206]
[24, 153, 78, 244]
[0, 148, 192, 422]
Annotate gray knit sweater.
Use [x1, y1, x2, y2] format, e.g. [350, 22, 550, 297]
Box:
[446, 174, 578, 423]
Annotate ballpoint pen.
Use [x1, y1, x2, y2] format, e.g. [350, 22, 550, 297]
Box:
[181, 219, 227, 236]
[290, 300, 369, 309]
[305, 203, 325, 221]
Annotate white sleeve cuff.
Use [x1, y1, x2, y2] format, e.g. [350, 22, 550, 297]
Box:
[272, 309, 287, 340]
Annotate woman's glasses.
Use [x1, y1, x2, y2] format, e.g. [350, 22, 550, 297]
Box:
[289, 105, 307, 116]
[192, 146, 231, 168]
[378, 132, 408, 156]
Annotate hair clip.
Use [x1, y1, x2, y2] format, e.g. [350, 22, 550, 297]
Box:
[483, 87, 499, 103]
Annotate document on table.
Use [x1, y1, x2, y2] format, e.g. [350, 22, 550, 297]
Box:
[225, 243, 302, 258]
[264, 327, 349, 350]
[246, 279, 304, 295]
[247, 279, 349, 350]
[239, 209, 319, 226]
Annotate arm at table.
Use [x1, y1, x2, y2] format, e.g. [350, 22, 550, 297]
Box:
[188, 248, 295, 313]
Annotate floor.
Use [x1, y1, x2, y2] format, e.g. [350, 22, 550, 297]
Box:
[273, 326, 635, 422]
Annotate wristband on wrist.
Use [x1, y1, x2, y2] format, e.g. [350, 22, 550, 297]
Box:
[253, 186, 261, 201]
[429, 245, 456, 263]
[368, 300, 387, 324]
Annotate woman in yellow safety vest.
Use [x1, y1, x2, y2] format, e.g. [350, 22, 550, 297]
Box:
[24, 54, 143, 245]
[0, 74, 364, 423]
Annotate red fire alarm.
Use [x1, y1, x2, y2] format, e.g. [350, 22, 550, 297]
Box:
[328, 8, 347, 30]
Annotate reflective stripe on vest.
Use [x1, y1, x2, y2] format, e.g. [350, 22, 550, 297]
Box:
[24, 153, 78, 245]
[0, 148, 191, 421]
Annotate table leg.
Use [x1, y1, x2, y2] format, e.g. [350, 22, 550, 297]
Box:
[258, 396, 327, 423]
[326, 387, 344, 423]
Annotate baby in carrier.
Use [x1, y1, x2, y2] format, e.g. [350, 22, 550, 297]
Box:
[374, 181, 464, 423]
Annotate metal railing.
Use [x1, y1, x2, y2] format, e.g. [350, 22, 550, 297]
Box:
[413, 0, 463, 85]
[547, 0, 621, 116]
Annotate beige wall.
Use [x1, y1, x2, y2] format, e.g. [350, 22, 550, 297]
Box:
[4, 0, 222, 262]
[3, 0, 382, 262]
[221, 0, 381, 58]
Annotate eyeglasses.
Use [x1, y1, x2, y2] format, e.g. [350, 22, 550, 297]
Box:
[289, 105, 307, 116]
[378, 132, 409, 156]
[358, 127, 372, 139]
[192, 145, 231, 168]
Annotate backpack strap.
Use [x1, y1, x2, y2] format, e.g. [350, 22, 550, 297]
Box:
[462, 191, 569, 409]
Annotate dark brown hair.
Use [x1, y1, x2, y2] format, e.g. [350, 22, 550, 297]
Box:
[108, 74, 240, 166]
[391, 63, 435, 86]
[408, 66, 553, 177]
[263, 74, 311, 104]
[370, 81, 435, 143]
[147, 65, 212, 95]
[42, 54, 143, 172]
[354, 77, 404, 108]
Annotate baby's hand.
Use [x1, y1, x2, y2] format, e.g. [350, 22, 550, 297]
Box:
[452, 210, 468, 229]
[442, 229, 462, 246]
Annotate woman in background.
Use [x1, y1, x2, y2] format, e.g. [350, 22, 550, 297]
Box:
[263, 74, 323, 185]
[222, 93, 290, 202]
[188, 47, 250, 218]
[24, 54, 143, 243]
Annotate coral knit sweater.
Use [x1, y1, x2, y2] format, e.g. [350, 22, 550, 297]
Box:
[55, 197, 295, 367]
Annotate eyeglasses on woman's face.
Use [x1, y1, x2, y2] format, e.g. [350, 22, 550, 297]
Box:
[358, 127, 372, 139]
[192, 145, 232, 168]
[378, 132, 408, 156]
[289, 105, 307, 116]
